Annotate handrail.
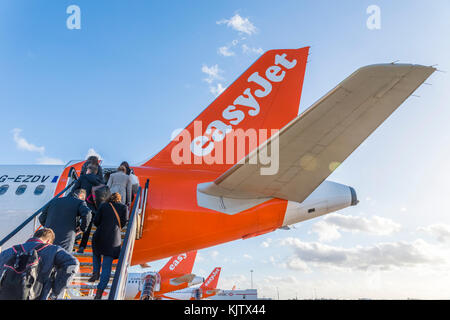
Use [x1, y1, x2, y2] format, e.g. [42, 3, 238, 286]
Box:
[137, 179, 149, 239]
[0, 167, 79, 248]
[108, 185, 143, 300]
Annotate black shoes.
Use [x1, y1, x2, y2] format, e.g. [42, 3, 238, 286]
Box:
[94, 289, 104, 300]
[88, 273, 100, 282]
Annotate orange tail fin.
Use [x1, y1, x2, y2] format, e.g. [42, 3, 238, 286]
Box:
[144, 47, 310, 174]
[158, 250, 197, 278]
[200, 267, 221, 290]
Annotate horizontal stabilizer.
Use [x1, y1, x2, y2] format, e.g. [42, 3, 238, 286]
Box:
[170, 274, 196, 285]
[199, 64, 435, 203]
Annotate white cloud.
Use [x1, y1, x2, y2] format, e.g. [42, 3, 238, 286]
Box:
[261, 238, 273, 248]
[210, 250, 219, 259]
[209, 83, 225, 97]
[218, 46, 235, 57]
[201, 64, 223, 84]
[418, 224, 450, 243]
[219, 274, 248, 290]
[217, 14, 257, 35]
[285, 257, 310, 272]
[37, 156, 65, 165]
[243, 254, 253, 260]
[201, 64, 226, 97]
[280, 237, 444, 271]
[311, 213, 401, 242]
[311, 221, 342, 242]
[12, 128, 64, 165]
[196, 252, 205, 262]
[242, 44, 263, 55]
[12, 128, 45, 154]
[85, 148, 103, 161]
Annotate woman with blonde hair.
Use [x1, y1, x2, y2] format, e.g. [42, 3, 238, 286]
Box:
[107, 165, 132, 207]
[90, 192, 128, 299]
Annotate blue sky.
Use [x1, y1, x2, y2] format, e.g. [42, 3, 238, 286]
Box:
[2, 0, 450, 299]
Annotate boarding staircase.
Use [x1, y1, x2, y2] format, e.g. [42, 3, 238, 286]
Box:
[63, 228, 122, 299]
[0, 165, 150, 300]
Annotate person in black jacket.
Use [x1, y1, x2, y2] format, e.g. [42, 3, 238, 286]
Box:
[72, 164, 104, 206]
[81, 156, 104, 183]
[73, 164, 104, 253]
[90, 192, 128, 299]
[38, 189, 91, 252]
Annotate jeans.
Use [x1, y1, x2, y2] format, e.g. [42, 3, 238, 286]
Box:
[92, 253, 114, 291]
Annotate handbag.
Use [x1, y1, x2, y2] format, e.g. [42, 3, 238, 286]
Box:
[109, 203, 122, 229]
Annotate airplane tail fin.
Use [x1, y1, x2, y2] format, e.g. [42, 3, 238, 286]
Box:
[143, 47, 310, 174]
[159, 250, 197, 277]
[200, 267, 221, 290]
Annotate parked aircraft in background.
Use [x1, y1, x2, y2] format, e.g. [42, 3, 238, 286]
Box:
[159, 267, 222, 300]
[125, 250, 203, 300]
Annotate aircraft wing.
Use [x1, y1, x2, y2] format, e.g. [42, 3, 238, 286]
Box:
[198, 64, 435, 203]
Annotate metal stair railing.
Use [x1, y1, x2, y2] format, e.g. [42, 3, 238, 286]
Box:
[0, 167, 79, 252]
[137, 179, 149, 240]
[108, 181, 147, 300]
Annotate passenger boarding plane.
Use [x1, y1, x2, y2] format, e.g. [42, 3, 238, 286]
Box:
[159, 267, 222, 300]
[124, 251, 203, 299]
[0, 47, 435, 269]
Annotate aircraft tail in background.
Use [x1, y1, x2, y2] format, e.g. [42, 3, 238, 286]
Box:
[200, 267, 221, 290]
[158, 250, 197, 278]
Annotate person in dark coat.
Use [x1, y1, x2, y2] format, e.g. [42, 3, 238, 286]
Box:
[73, 164, 105, 253]
[90, 192, 128, 299]
[93, 185, 111, 209]
[81, 155, 104, 183]
[72, 164, 104, 205]
[38, 189, 91, 252]
[0, 228, 79, 300]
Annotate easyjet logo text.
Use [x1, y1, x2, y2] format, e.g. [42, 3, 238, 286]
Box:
[189, 53, 296, 158]
[169, 253, 188, 271]
[203, 268, 220, 287]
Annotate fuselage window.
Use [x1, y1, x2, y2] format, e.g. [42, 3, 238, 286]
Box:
[34, 185, 46, 196]
[16, 185, 27, 195]
[0, 185, 9, 195]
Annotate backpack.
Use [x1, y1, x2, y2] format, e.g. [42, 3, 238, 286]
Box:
[0, 243, 48, 300]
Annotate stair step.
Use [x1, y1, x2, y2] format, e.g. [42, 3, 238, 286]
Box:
[73, 244, 92, 249]
[73, 275, 114, 281]
[68, 296, 96, 300]
[67, 284, 112, 290]
[73, 252, 93, 257]
[79, 262, 117, 268]
[72, 279, 114, 285]
[74, 273, 116, 278]
[88, 228, 127, 236]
